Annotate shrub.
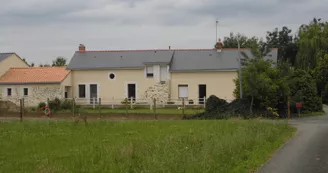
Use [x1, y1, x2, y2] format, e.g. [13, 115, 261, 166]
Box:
[288, 69, 323, 113]
[121, 98, 131, 105]
[60, 100, 73, 110]
[322, 84, 328, 104]
[38, 102, 46, 109]
[205, 95, 228, 112]
[48, 98, 61, 111]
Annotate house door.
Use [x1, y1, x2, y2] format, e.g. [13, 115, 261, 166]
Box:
[198, 84, 206, 104]
[127, 84, 136, 102]
[90, 84, 98, 104]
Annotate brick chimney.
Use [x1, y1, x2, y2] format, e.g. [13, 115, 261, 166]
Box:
[79, 44, 86, 52]
[217, 39, 223, 50]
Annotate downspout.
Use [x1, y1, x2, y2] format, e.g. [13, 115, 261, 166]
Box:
[168, 51, 175, 100]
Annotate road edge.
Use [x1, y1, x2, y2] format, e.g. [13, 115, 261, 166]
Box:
[254, 124, 299, 173]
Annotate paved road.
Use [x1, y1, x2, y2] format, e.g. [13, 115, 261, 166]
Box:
[258, 114, 328, 173]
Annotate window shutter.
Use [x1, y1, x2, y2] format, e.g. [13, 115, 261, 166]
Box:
[178, 86, 188, 98]
[146, 66, 153, 73]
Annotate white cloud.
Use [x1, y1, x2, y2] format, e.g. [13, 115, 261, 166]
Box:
[0, 0, 326, 64]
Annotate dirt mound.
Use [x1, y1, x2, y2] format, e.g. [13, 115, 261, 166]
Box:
[0, 101, 21, 113]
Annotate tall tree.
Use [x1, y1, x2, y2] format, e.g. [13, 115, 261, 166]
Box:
[218, 32, 262, 49]
[314, 54, 328, 97]
[52, 56, 67, 66]
[296, 18, 328, 69]
[266, 26, 298, 66]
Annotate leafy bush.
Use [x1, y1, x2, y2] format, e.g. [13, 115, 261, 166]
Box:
[60, 100, 73, 110]
[288, 69, 323, 113]
[48, 98, 61, 111]
[205, 95, 228, 112]
[322, 84, 328, 104]
[121, 98, 131, 105]
[38, 102, 46, 109]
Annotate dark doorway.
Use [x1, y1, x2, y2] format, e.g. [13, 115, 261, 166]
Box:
[127, 84, 136, 102]
[198, 84, 206, 104]
[90, 84, 98, 104]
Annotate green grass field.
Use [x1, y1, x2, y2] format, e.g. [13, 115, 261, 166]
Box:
[0, 120, 295, 173]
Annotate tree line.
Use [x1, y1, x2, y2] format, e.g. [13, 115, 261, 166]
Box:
[25, 56, 67, 67]
[227, 17, 328, 117]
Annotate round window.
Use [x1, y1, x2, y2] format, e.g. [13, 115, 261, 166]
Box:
[109, 73, 115, 79]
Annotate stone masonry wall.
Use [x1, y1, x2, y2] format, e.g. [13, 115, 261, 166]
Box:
[0, 85, 63, 107]
[143, 82, 169, 104]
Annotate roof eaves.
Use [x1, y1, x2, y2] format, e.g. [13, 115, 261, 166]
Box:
[66, 66, 144, 70]
[143, 62, 170, 65]
[0, 81, 62, 85]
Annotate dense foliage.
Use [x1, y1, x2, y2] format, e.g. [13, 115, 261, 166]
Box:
[38, 98, 74, 111]
[192, 18, 328, 119]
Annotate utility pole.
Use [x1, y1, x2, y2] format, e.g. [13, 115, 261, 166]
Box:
[237, 36, 243, 99]
[216, 20, 218, 42]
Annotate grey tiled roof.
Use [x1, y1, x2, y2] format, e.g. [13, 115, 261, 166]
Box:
[67, 49, 278, 71]
[170, 49, 277, 72]
[67, 50, 174, 70]
[0, 53, 15, 62]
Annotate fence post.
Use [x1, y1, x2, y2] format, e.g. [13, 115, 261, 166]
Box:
[182, 98, 185, 118]
[125, 98, 128, 116]
[98, 98, 102, 118]
[288, 96, 291, 119]
[93, 97, 96, 109]
[22, 98, 25, 119]
[153, 98, 157, 120]
[19, 98, 23, 121]
[72, 98, 75, 117]
[47, 98, 51, 118]
[203, 96, 206, 108]
[130, 97, 133, 109]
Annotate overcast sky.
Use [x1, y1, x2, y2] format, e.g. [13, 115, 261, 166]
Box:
[0, 0, 327, 65]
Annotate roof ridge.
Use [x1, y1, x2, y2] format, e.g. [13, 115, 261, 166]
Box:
[10, 66, 68, 69]
[0, 52, 15, 54]
[78, 48, 260, 53]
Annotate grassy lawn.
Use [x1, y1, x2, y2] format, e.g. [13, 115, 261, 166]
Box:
[48, 107, 205, 115]
[297, 111, 326, 117]
[0, 120, 295, 173]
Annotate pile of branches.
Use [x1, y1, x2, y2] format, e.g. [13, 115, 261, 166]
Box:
[184, 95, 253, 120]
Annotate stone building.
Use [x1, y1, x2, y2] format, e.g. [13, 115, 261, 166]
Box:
[0, 67, 71, 107]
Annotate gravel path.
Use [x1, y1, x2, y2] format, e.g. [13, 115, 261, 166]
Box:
[257, 111, 328, 173]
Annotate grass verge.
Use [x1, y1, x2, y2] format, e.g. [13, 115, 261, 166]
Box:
[0, 120, 295, 173]
[294, 111, 325, 118]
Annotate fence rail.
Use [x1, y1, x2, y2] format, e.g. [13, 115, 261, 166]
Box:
[70, 97, 208, 109]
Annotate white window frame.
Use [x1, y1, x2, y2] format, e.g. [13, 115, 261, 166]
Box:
[178, 85, 188, 98]
[145, 66, 154, 78]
